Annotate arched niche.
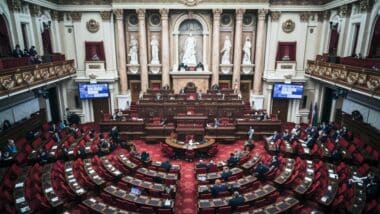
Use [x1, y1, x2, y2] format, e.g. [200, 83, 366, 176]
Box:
[172, 13, 210, 71]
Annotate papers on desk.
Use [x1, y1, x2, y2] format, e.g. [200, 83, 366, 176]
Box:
[69, 178, 76, 183]
[329, 173, 338, 180]
[45, 187, 53, 193]
[164, 199, 172, 207]
[89, 198, 96, 203]
[89, 169, 95, 174]
[305, 177, 312, 182]
[51, 197, 59, 202]
[20, 206, 30, 213]
[320, 196, 329, 203]
[198, 175, 206, 181]
[15, 182, 24, 188]
[307, 168, 314, 174]
[51, 145, 57, 150]
[16, 197, 26, 204]
[65, 168, 73, 172]
[67, 174, 74, 179]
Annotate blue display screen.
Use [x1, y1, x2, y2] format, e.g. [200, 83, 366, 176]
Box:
[79, 83, 109, 99]
[272, 83, 304, 99]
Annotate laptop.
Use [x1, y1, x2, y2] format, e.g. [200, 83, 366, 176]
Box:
[130, 187, 141, 195]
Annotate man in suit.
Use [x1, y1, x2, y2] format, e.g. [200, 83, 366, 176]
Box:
[141, 151, 150, 162]
[228, 191, 245, 207]
[210, 179, 227, 196]
[255, 162, 270, 179]
[196, 159, 208, 169]
[221, 167, 232, 181]
[270, 131, 281, 143]
[227, 153, 239, 167]
[161, 160, 172, 171]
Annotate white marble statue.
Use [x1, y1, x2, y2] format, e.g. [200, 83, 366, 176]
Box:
[150, 35, 160, 64]
[182, 33, 197, 66]
[242, 37, 252, 65]
[221, 36, 232, 64]
[128, 35, 139, 65]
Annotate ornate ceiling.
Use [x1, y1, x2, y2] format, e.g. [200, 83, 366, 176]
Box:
[45, 0, 335, 5]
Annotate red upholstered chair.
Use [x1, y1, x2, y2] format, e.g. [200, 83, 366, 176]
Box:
[236, 205, 250, 212]
[139, 206, 154, 213]
[199, 208, 215, 214]
[157, 208, 172, 214]
[218, 206, 232, 214]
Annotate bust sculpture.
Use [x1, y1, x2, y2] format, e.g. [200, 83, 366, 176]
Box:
[221, 36, 232, 64]
[150, 35, 160, 64]
[182, 33, 197, 66]
[242, 37, 251, 65]
[129, 35, 139, 64]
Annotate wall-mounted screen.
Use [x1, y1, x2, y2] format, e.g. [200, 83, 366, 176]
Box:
[272, 83, 304, 99]
[79, 83, 109, 99]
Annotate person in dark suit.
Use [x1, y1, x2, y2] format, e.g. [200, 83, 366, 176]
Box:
[221, 167, 232, 181]
[228, 191, 245, 207]
[270, 131, 281, 143]
[255, 162, 269, 179]
[141, 151, 150, 162]
[210, 179, 227, 196]
[227, 153, 239, 167]
[196, 159, 208, 168]
[13, 44, 24, 57]
[161, 160, 172, 171]
[270, 155, 280, 168]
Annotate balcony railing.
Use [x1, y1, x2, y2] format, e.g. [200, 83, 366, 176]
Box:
[306, 60, 380, 97]
[0, 60, 76, 97]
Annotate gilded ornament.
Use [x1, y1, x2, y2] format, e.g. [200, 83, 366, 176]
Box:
[87, 19, 100, 33]
[282, 19, 295, 33]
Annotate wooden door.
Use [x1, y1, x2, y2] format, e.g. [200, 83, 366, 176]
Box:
[92, 98, 110, 122]
[272, 99, 289, 122]
[130, 81, 141, 102]
[240, 81, 251, 103]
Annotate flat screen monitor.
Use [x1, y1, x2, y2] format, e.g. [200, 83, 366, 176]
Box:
[272, 83, 304, 99]
[79, 83, 109, 99]
[130, 187, 141, 195]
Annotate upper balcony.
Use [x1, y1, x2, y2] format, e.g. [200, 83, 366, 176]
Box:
[0, 60, 76, 100]
[306, 59, 380, 99]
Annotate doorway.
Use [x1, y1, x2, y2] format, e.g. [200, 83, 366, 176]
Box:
[130, 81, 141, 103]
[48, 87, 60, 122]
[240, 81, 251, 103]
[321, 87, 333, 123]
[272, 99, 289, 122]
[92, 98, 110, 122]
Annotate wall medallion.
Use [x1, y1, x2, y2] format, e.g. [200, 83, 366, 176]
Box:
[282, 19, 295, 33]
[221, 14, 232, 26]
[86, 19, 99, 33]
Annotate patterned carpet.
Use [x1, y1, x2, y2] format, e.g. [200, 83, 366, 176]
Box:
[133, 140, 268, 214]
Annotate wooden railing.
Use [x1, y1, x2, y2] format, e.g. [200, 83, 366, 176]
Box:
[335, 109, 380, 150]
[306, 60, 380, 96]
[0, 60, 76, 96]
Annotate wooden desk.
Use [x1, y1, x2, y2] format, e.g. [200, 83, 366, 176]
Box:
[14, 167, 32, 214]
[198, 184, 276, 208]
[137, 167, 178, 181]
[235, 119, 281, 139]
[294, 160, 314, 194]
[319, 164, 339, 206]
[251, 196, 299, 214]
[104, 185, 174, 209]
[198, 175, 257, 195]
[274, 158, 295, 185]
[241, 155, 261, 171]
[64, 161, 86, 196]
[118, 154, 138, 171]
[122, 175, 176, 194]
[83, 159, 106, 186]
[152, 161, 181, 172]
[347, 168, 366, 213]
[82, 197, 137, 214]
[42, 164, 64, 207]
[99, 120, 145, 138]
[101, 156, 123, 177]
[196, 167, 243, 182]
[68, 135, 86, 157]
[164, 137, 216, 151]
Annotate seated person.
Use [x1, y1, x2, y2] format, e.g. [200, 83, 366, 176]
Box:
[282, 129, 290, 141]
[6, 139, 17, 155]
[207, 160, 216, 169]
[196, 159, 208, 169]
[228, 191, 245, 207]
[78, 145, 86, 158]
[255, 162, 270, 178]
[270, 131, 281, 143]
[304, 135, 315, 148]
[2, 151, 13, 162]
[269, 155, 280, 169]
[13, 44, 24, 57]
[110, 126, 119, 142]
[160, 118, 167, 126]
[214, 118, 220, 128]
[38, 149, 49, 163]
[288, 134, 298, 144]
[140, 151, 150, 162]
[160, 160, 172, 171]
[234, 149, 243, 159]
[244, 139, 254, 150]
[100, 139, 111, 154]
[211, 179, 227, 196]
[291, 125, 301, 137]
[331, 148, 343, 163]
[227, 153, 239, 167]
[221, 167, 232, 181]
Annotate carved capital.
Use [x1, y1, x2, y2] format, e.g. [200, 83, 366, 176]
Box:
[159, 8, 169, 18]
[270, 11, 281, 21]
[323, 10, 330, 21]
[29, 4, 41, 17]
[70, 12, 82, 22]
[51, 10, 59, 21]
[213, 8, 223, 18]
[100, 11, 112, 21]
[258, 9, 268, 20]
[137, 9, 146, 19]
[236, 8, 245, 20]
[360, 0, 372, 12]
[58, 12, 65, 21]
[7, 0, 22, 12]
[299, 12, 310, 22]
[339, 5, 351, 17]
[113, 9, 124, 20]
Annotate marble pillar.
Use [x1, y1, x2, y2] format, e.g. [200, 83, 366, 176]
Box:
[232, 9, 245, 90]
[211, 9, 222, 86]
[137, 9, 149, 92]
[160, 9, 170, 88]
[114, 9, 128, 94]
[253, 9, 268, 95]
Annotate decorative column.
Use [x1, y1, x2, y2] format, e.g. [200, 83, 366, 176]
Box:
[232, 8, 245, 90]
[137, 9, 149, 92]
[337, 5, 351, 56]
[30, 4, 44, 55]
[329, 96, 338, 122]
[7, 0, 22, 47]
[253, 9, 268, 95]
[160, 9, 170, 88]
[114, 9, 128, 94]
[211, 9, 222, 86]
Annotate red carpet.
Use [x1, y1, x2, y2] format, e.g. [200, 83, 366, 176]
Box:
[133, 140, 266, 213]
